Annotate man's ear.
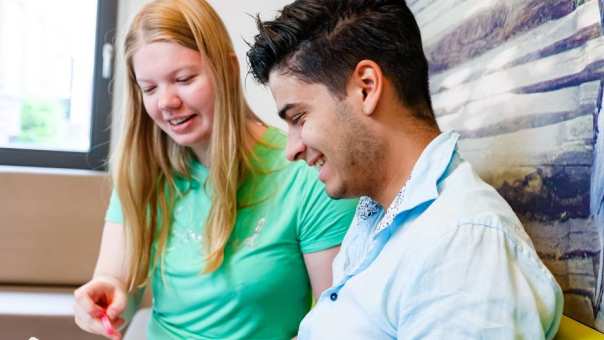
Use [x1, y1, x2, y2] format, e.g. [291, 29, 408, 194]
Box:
[348, 60, 383, 116]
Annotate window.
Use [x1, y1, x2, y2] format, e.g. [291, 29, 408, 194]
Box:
[0, 0, 117, 170]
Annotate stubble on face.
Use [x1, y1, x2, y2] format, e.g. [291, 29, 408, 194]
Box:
[330, 100, 385, 199]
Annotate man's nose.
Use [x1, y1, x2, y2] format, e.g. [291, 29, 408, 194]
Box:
[285, 129, 306, 161]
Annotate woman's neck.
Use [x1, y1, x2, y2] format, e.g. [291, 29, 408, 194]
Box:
[191, 117, 267, 167]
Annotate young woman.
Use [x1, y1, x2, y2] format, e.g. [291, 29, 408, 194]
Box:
[72, 1, 356, 339]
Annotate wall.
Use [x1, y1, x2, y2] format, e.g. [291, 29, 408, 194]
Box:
[0, 167, 109, 285]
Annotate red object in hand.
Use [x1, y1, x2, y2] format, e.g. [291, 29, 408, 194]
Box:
[100, 310, 117, 336]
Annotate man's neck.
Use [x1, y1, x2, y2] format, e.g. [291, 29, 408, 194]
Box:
[371, 122, 439, 209]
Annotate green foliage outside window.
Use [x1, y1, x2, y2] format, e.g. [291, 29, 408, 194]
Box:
[17, 99, 62, 144]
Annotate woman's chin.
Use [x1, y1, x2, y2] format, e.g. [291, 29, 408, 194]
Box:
[172, 134, 211, 149]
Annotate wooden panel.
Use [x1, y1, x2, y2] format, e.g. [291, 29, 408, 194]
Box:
[0, 169, 110, 285]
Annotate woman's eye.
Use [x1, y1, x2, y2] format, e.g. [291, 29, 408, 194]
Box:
[176, 76, 194, 83]
[142, 86, 156, 94]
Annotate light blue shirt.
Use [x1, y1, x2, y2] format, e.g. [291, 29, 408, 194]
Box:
[298, 131, 563, 340]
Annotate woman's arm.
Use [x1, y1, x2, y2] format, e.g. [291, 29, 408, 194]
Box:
[303, 246, 341, 299]
[93, 221, 146, 321]
[74, 221, 142, 339]
[93, 221, 129, 281]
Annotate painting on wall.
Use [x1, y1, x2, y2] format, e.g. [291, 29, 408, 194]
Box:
[409, 0, 604, 329]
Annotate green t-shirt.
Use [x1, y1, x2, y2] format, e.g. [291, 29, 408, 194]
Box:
[105, 127, 357, 339]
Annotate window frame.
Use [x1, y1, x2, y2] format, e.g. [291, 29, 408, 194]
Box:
[0, 0, 118, 170]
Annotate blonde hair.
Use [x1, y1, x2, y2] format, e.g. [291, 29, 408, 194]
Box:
[115, 0, 259, 289]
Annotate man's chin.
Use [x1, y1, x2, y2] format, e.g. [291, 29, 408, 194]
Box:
[324, 182, 351, 200]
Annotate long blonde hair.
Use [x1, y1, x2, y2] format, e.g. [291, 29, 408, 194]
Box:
[114, 0, 259, 290]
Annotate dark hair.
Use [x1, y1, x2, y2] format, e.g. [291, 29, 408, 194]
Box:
[247, 0, 435, 123]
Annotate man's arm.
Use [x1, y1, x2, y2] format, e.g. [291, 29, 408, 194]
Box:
[396, 222, 562, 340]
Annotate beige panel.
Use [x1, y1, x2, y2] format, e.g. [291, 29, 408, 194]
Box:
[0, 285, 104, 339]
[0, 168, 111, 285]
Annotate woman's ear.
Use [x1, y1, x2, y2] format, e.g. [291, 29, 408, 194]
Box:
[347, 60, 383, 116]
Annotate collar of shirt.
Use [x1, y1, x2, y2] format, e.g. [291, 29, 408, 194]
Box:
[336, 131, 461, 279]
[371, 130, 460, 238]
[174, 160, 206, 193]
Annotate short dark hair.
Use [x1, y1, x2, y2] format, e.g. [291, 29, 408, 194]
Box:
[247, 0, 435, 122]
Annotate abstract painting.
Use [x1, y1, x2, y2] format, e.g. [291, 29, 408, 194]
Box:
[409, 0, 604, 329]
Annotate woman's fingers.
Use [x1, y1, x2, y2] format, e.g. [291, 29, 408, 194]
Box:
[106, 285, 128, 319]
[74, 285, 104, 318]
[73, 278, 126, 339]
[73, 302, 110, 336]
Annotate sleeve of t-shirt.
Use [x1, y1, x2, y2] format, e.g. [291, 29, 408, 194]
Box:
[105, 189, 125, 224]
[297, 170, 358, 254]
[396, 218, 563, 339]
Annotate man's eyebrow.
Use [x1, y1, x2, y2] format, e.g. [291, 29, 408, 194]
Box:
[278, 103, 297, 120]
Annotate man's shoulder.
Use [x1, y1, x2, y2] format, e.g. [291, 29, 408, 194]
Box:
[434, 161, 522, 226]
[409, 159, 534, 247]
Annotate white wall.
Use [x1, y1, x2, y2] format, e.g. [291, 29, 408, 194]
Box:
[208, 0, 291, 125]
[111, 0, 293, 150]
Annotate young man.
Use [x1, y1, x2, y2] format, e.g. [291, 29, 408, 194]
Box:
[247, 0, 563, 339]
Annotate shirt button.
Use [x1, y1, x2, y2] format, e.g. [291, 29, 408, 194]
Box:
[330, 292, 338, 301]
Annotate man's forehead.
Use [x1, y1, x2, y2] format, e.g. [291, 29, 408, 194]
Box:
[269, 76, 317, 120]
[268, 69, 303, 88]
[269, 74, 310, 105]
[269, 71, 331, 98]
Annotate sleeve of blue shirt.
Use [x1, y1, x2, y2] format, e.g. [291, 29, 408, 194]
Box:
[396, 216, 563, 340]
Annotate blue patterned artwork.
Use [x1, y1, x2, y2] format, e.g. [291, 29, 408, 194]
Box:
[409, 0, 604, 330]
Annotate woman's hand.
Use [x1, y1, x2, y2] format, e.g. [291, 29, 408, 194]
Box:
[73, 275, 128, 340]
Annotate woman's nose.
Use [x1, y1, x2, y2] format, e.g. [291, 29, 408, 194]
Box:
[158, 86, 182, 111]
